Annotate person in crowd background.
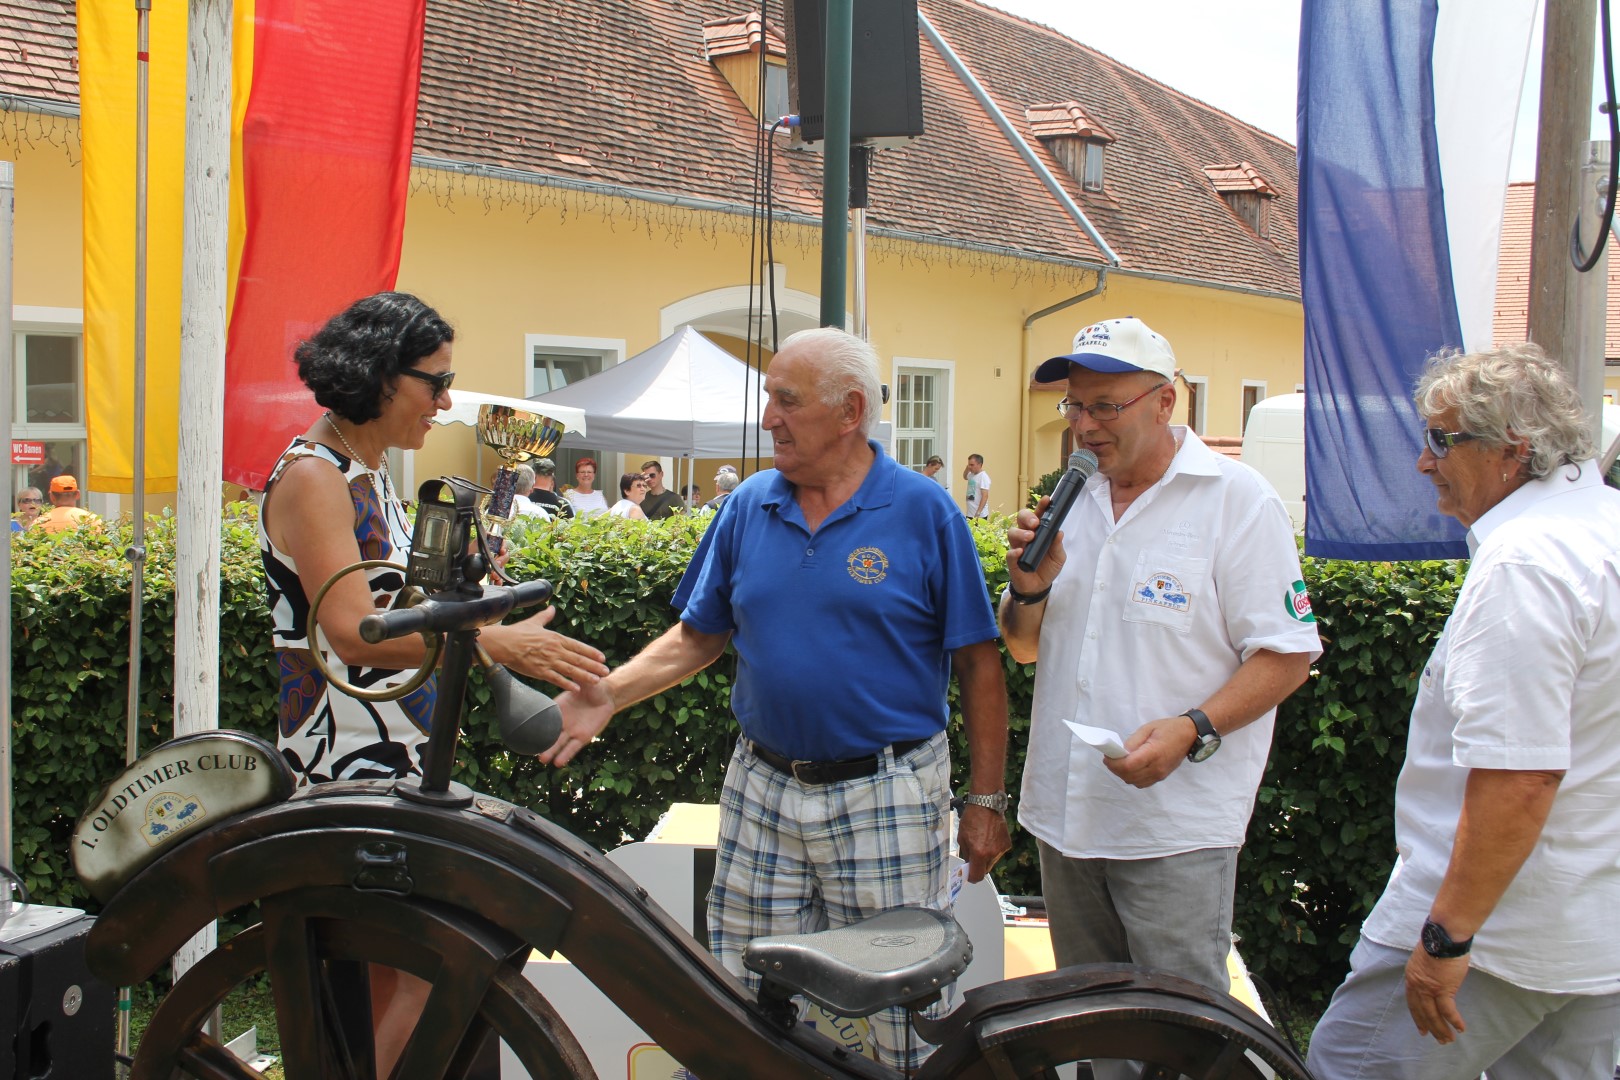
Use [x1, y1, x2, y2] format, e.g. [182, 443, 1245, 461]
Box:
[963, 454, 991, 517]
[566, 457, 610, 518]
[609, 471, 649, 520]
[11, 487, 42, 532]
[639, 459, 684, 519]
[509, 463, 550, 519]
[32, 475, 101, 535]
[527, 458, 574, 519]
[704, 468, 739, 511]
[923, 454, 946, 486]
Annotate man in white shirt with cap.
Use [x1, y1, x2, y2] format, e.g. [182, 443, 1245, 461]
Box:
[999, 317, 1320, 1062]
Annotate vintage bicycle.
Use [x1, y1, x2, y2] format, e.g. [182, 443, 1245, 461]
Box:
[71, 477, 1311, 1079]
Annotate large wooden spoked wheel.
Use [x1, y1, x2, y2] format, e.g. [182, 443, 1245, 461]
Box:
[131, 887, 596, 1080]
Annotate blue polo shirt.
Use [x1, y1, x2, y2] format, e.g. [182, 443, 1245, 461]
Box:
[673, 440, 999, 760]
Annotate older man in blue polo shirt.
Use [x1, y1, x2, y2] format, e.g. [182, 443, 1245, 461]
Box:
[545, 326, 1011, 1069]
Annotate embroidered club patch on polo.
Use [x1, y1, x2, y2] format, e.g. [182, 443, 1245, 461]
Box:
[1286, 580, 1315, 622]
[847, 546, 889, 585]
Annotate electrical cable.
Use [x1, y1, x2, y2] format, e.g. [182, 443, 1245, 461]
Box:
[1572, 0, 1618, 271]
[740, 30, 768, 476]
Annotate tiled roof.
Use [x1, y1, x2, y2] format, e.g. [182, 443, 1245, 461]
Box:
[702, 11, 785, 60]
[0, 0, 78, 103]
[5, 0, 1300, 296]
[1203, 162, 1276, 197]
[1026, 101, 1114, 144]
[1493, 182, 1620, 359]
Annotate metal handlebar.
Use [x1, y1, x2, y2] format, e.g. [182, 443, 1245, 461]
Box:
[359, 577, 554, 644]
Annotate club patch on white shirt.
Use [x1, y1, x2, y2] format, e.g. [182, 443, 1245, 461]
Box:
[1133, 571, 1191, 613]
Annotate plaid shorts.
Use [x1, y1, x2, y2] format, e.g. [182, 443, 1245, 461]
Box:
[706, 731, 954, 1069]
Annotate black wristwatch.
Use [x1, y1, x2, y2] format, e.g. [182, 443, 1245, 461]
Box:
[1184, 708, 1221, 763]
[1420, 918, 1473, 959]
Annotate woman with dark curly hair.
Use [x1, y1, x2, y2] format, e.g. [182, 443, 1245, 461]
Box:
[258, 291, 608, 789]
[258, 292, 609, 1070]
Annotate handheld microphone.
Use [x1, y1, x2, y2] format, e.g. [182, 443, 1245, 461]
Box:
[1016, 450, 1099, 573]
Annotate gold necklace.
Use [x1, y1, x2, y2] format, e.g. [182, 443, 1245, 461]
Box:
[325, 412, 382, 479]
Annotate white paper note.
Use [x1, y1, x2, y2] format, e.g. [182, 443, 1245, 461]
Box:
[1064, 720, 1128, 759]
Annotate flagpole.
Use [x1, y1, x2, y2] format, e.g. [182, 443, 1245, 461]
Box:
[172, 0, 231, 988]
[0, 161, 14, 878]
[116, 1, 153, 1070]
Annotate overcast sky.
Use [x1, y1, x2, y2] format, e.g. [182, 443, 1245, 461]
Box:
[974, 0, 1598, 183]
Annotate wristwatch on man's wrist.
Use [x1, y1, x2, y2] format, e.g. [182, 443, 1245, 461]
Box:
[1420, 918, 1473, 959]
[1184, 708, 1221, 763]
[960, 791, 1010, 814]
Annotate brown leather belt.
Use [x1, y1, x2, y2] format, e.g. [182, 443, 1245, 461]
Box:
[748, 737, 930, 785]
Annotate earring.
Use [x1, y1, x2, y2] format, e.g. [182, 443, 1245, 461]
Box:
[1501, 471, 1510, 483]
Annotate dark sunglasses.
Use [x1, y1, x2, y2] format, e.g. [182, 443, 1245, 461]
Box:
[398, 368, 455, 397]
[1423, 428, 1479, 458]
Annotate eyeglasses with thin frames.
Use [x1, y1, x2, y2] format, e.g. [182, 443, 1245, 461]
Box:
[1056, 382, 1169, 421]
[1423, 428, 1480, 458]
[398, 368, 455, 397]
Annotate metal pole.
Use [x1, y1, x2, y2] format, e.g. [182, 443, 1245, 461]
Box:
[1574, 140, 1609, 441]
[1526, 0, 1598, 384]
[0, 161, 14, 873]
[128, 0, 150, 773]
[850, 146, 871, 341]
[119, 1, 152, 1068]
[819, 0, 852, 327]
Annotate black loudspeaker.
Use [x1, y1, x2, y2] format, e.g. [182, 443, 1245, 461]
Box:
[0, 908, 114, 1080]
[785, 0, 925, 147]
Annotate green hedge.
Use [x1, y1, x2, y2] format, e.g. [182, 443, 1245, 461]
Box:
[11, 509, 1457, 1007]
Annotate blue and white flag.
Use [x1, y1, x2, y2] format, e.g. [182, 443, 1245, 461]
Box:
[1299, 0, 1538, 559]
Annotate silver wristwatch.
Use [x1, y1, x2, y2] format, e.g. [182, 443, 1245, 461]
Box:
[960, 791, 1010, 814]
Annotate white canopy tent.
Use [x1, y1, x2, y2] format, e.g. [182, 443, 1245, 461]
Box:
[528, 326, 768, 459]
[527, 327, 892, 487]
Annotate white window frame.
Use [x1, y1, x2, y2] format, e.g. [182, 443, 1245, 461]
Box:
[9, 306, 110, 515]
[1082, 142, 1105, 192]
[1241, 380, 1267, 436]
[1182, 375, 1208, 435]
[762, 62, 790, 129]
[524, 333, 626, 478]
[889, 356, 954, 477]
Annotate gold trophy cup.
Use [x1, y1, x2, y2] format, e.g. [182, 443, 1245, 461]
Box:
[476, 404, 567, 531]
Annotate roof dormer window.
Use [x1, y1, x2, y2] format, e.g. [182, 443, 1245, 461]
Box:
[1204, 162, 1279, 237]
[704, 11, 790, 128]
[1027, 101, 1115, 193]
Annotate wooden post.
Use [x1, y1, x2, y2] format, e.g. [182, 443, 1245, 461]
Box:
[1526, 0, 1598, 397]
[172, 0, 231, 984]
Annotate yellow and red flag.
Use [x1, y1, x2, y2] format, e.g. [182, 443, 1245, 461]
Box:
[78, 0, 426, 493]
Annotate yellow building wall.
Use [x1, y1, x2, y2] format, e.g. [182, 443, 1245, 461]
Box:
[3, 119, 1307, 516]
[3, 120, 84, 307]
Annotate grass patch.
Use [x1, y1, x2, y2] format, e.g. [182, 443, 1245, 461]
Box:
[127, 978, 284, 1079]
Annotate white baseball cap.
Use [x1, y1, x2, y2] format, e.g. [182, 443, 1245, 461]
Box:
[1034, 317, 1177, 383]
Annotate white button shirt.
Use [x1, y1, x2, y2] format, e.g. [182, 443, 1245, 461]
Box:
[1018, 428, 1322, 859]
[1362, 462, 1620, 993]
